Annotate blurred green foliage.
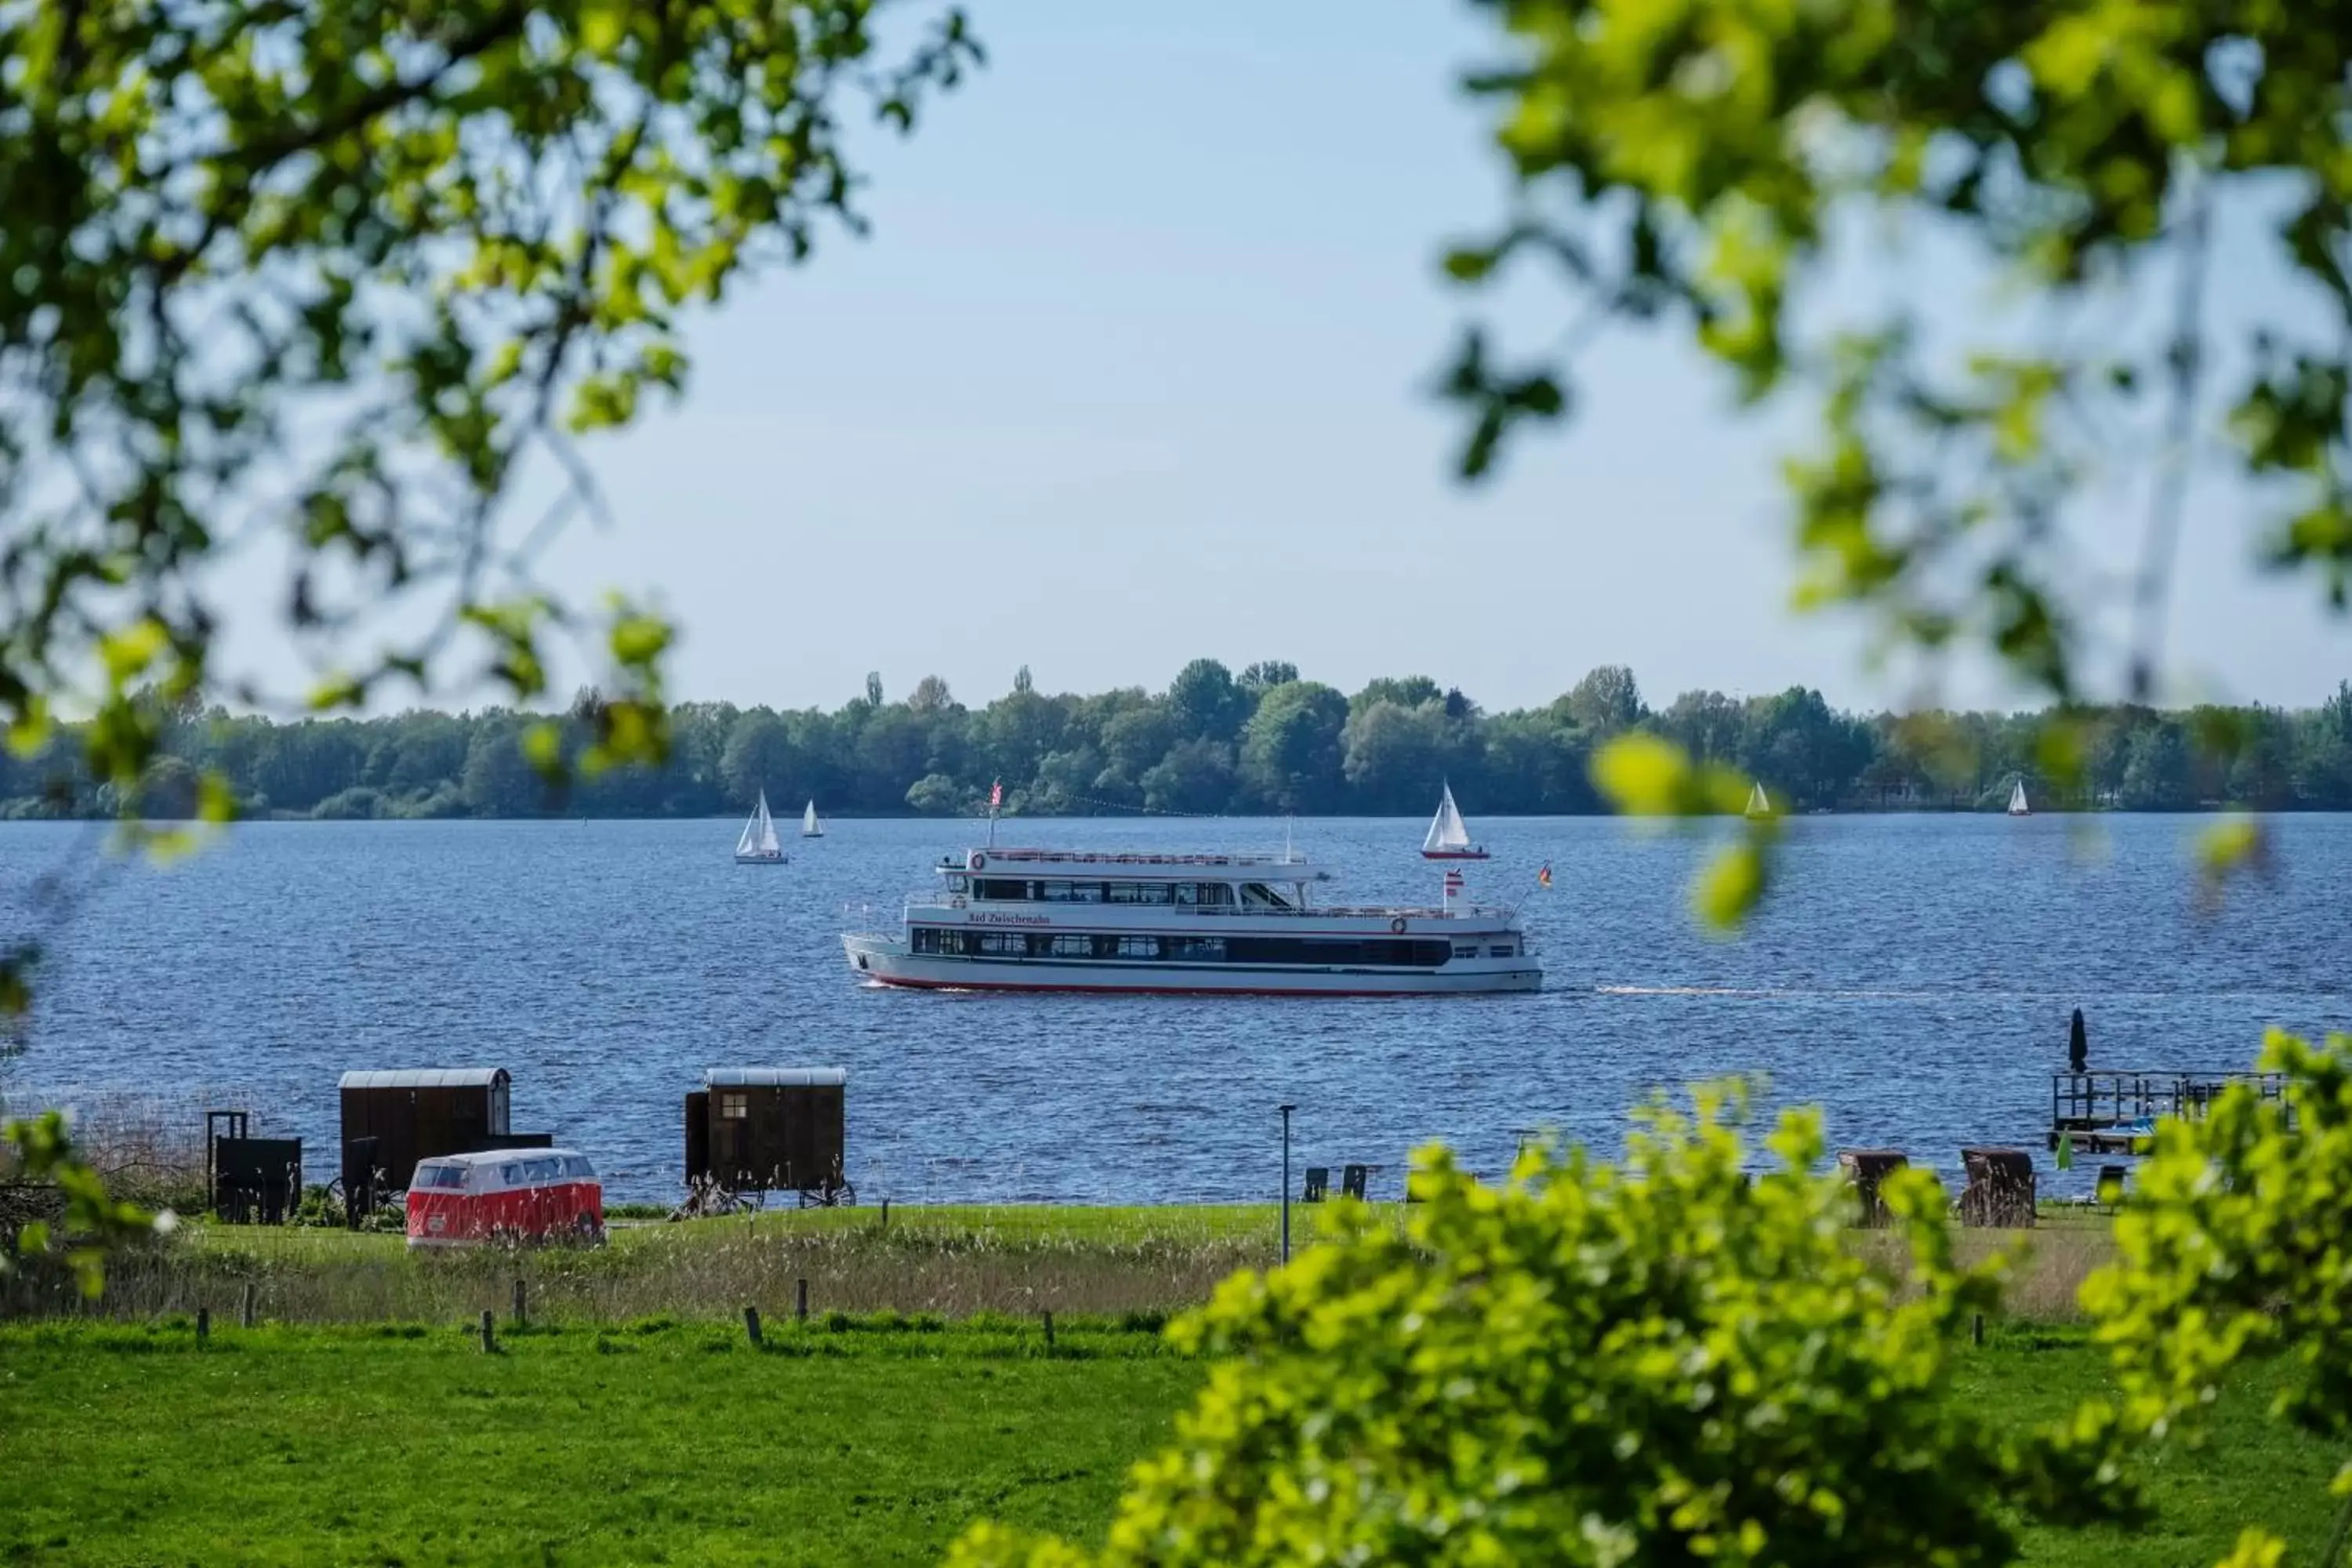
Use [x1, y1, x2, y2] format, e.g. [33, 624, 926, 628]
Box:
[2081, 1031, 2352, 1565]
[952, 1089, 2134, 1567]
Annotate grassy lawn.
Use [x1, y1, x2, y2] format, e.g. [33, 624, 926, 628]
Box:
[1, 1317, 2339, 1566]
[0, 1317, 1197, 1568]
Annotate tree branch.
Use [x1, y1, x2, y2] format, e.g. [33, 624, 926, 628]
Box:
[2128, 182, 2212, 703]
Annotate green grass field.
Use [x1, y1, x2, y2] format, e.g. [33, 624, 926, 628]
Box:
[0, 1317, 2338, 1567]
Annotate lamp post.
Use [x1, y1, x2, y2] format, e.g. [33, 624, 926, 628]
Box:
[1279, 1103, 1298, 1265]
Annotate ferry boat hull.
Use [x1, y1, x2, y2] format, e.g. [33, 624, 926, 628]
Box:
[841, 934, 1540, 996]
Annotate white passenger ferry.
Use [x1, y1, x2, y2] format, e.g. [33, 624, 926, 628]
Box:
[840, 845, 1541, 996]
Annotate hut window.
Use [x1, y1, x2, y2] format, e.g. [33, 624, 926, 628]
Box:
[720, 1093, 749, 1120]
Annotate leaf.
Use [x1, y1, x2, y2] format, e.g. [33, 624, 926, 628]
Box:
[1693, 838, 1767, 929]
[1591, 734, 1693, 817]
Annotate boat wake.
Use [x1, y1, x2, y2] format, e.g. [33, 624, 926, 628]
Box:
[1594, 985, 1936, 1000]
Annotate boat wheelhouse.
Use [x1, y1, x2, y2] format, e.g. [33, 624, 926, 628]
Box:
[840, 845, 1541, 996]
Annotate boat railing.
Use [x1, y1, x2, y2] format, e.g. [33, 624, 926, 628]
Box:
[900, 895, 1515, 922]
[943, 849, 1313, 869]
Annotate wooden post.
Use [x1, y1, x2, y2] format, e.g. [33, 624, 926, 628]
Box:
[880, 1197, 890, 1229]
[796, 1279, 808, 1324]
[240, 1282, 256, 1330]
[1042, 1311, 1054, 1353]
[479, 1309, 496, 1353]
[1973, 1312, 1985, 1347]
[195, 1307, 209, 1348]
[743, 1305, 764, 1348]
[512, 1277, 527, 1327]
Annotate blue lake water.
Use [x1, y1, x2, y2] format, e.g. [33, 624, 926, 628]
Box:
[1, 814, 2344, 1203]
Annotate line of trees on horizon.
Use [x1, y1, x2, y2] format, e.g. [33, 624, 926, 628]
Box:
[12, 661, 2352, 822]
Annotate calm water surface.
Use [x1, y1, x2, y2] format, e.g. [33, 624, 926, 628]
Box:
[2, 814, 2344, 1203]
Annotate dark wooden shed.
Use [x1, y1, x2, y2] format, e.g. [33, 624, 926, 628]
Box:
[685, 1068, 848, 1200]
[339, 1068, 511, 1192]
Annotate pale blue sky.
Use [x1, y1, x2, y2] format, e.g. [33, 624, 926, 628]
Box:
[225, 2, 2347, 715]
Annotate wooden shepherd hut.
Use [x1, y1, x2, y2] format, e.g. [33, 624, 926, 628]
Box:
[339, 1068, 512, 1192]
[685, 1068, 848, 1200]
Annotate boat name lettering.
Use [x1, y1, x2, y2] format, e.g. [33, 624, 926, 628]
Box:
[970, 913, 1051, 927]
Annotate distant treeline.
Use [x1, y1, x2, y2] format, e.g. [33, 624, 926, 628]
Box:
[13, 662, 2352, 821]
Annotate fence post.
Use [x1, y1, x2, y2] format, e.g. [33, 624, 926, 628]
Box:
[1973, 1312, 1985, 1347]
[195, 1307, 209, 1348]
[880, 1197, 890, 1230]
[240, 1282, 256, 1330]
[1042, 1310, 1054, 1354]
[512, 1277, 527, 1328]
[743, 1305, 764, 1348]
[796, 1279, 808, 1324]
[479, 1309, 496, 1354]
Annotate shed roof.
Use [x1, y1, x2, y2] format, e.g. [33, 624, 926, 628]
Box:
[704, 1067, 848, 1088]
[338, 1068, 510, 1091]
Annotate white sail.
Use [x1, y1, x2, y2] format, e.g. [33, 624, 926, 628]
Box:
[738, 790, 782, 858]
[1746, 781, 1770, 818]
[2008, 778, 2029, 816]
[1424, 784, 1472, 853]
[802, 800, 822, 837]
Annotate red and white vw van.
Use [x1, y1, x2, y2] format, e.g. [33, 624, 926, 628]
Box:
[405, 1149, 604, 1247]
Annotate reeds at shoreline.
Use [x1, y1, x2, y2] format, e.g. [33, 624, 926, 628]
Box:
[0, 1202, 2118, 1326]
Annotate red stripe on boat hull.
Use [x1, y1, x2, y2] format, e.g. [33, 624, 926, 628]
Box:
[862, 972, 1512, 998]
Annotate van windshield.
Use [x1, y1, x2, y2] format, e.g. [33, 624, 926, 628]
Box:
[561, 1156, 595, 1178]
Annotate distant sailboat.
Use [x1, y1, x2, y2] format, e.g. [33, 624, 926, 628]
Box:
[1745, 781, 1772, 820]
[1421, 783, 1490, 861]
[735, 790, 786, 864]
[2008, 777, 2031, 817]
[801, 800, 824, 839]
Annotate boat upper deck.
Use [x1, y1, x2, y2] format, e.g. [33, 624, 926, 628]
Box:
[939, 847, 1330, 881]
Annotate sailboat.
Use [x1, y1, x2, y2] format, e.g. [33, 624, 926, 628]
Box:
[2007, 777, 2031, 817]
[1421, 782, 1490, 860]
[735, 790, 786, 864]
[1744, 780, 1773, 820]
[801, 800, 824, 839]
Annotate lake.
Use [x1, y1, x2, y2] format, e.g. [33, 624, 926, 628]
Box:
[2, 813, 2344, 1203]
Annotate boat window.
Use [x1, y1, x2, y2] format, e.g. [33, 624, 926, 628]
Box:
[946, 874, 968, 894]
[720, 1092, 748, 1119]
[1115, 935, 1161, 960]
[416, 1163, 467, 1190]
[1489, 942, 1516, 958]
[975, 931, 1027, 956]
[1223, 937, 1450, 967]
[1049, 935, 1092, 958]
[1067, 881, 1105, 904]
[1171, 882, 1232, 907]
[1166, 935, 1227, 962]
[1452, 943, 1480, 959]
[974, 878, 1028, 902]
[1240, 883, 1294, 910]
